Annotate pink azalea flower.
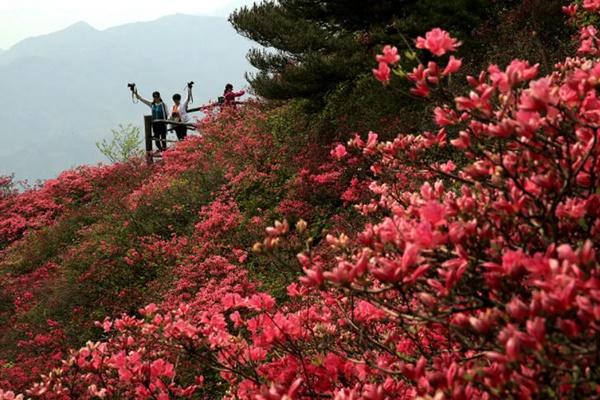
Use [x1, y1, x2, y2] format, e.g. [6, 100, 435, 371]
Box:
[372, 62, 391, 84]
[578, 26, 600, 55]
[434, 106, 458, 126]
[150, 359, 175, 380]
[364, 131, 379, 156]
[442, 55, 462, 75]
[330, 144, 348, 160]
[376, 45, 400, 65]
[415, 28, 461, 56]
[0, 390, 24, 400]
[583, 0, 600, 11]
[562, 4, 578, 16]
[410, 83, 430, 97]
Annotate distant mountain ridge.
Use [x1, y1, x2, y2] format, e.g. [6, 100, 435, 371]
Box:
[0, 22, 99, 66]
[0, 14, 255, 182]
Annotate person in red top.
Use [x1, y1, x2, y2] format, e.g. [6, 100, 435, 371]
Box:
[223, 83, 245, 107]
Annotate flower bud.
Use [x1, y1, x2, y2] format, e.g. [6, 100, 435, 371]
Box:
[252, 242, 263, 253]
[296, 219, 308, 234]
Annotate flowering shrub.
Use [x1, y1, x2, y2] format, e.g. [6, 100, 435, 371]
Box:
[0, 161, 153, 391]
[372, 34, 462, 97]
[0, 163, 147, 249]
[288, 16, 600, 398]
[1, 2, 600, 399]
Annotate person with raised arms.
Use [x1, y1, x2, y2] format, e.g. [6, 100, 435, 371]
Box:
[171, 82, 194, 141]
[222, 83, 245, 108]
[131, 86, 169, 151]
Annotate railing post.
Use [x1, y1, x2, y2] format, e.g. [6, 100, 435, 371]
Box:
[144, 115, 153, 165]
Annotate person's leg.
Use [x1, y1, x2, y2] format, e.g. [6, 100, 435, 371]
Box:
[152, 123, 161, 151]
[153, 123, 167, 151]
[175, 126, 187, 140]
[160, 131, 167, 150]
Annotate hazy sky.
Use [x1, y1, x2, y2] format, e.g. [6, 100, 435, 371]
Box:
[0, 0, 257, 49]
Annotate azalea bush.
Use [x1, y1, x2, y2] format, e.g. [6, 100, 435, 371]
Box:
[1, 2, 600, 399]
[0, 161, 153, 392]
[0, 101, 347, 395]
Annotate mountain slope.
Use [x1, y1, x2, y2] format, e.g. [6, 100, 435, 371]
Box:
[0, 15, 255, 182]
[1, 2, 599, 398]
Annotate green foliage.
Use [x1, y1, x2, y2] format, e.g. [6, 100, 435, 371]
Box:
[392, 0, 491, 35]
[231, 0, 573, 147]
[230, 0, 491, 103]
[315, 73, 433, 141]
[266, 100, 311, 146]
[0, 212, 94, 276]
[96, 124, 144, 163]
[0, 290, 13, 317]
[458, 0, 574, 77]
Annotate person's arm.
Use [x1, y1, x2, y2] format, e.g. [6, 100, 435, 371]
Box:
[186, 86, 192, 103]
[182, 87, 192, 110]
[233, 90, 246, 98]
[134, 90, 152, 107]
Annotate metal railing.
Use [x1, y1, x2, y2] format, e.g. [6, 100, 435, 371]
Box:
[143, 101, 246, 165]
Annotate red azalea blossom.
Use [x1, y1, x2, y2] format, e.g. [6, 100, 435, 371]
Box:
[415, 28, 461, 56]
[376, 45, 400, 65]
[583, 0, 600, 11]
[372, 62, 391, 84]
[1, 4, 600, 400]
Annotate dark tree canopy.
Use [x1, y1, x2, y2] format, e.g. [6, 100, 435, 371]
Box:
[230, 0, 491, 102]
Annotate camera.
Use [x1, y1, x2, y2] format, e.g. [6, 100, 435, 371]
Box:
[187, 81, 194, 88]
[127, 83, 136, 91]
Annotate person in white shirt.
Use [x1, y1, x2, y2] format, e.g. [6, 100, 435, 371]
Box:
[171, 84, 193, 140]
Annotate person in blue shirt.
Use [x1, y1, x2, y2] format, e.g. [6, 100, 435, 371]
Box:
[134, 89, 169, 151]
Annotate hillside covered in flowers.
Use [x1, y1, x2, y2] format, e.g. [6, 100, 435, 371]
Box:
[1, 1, 599, 399]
